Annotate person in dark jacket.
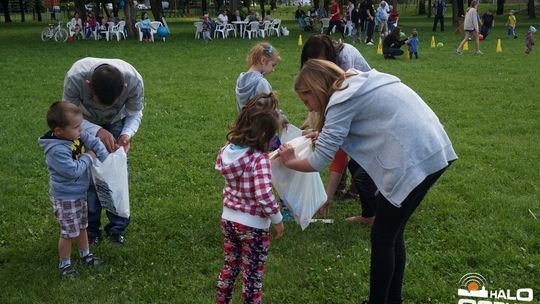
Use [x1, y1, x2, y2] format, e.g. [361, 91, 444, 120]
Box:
[382, 27, 408, 59]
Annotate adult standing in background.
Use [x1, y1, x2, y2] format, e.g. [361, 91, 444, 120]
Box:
[63, 57, 145, 245]
[327, 0, 345, 39]
[432, 0, 446, 32]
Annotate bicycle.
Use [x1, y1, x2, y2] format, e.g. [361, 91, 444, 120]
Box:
[41, 20, 68, 42]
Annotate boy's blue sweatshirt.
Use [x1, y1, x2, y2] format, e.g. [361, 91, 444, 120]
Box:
[38, 130, 109, 200]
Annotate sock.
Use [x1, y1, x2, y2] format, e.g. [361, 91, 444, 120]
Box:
[79, 247, 90, 258]
[59, 258, 71, 269]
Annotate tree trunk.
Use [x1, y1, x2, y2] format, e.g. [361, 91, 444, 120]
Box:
[74, 0, 86, 20]
[528, 0, 535, 19]
[258, 0, 264, 17]
[35, 0, 42, 21]
[124, 0, 136, 37]
[419, 0, 426, 15]
[427, 0, 432, 18]
[457, 0, 464, 17]
[18, 0, 25, 21]
[101, 0, 110, 18]
[452, 0, 458, 25]
[496, 0, 504, 15]
[243, 0, 249, 12]
[150, 0, 163, 20]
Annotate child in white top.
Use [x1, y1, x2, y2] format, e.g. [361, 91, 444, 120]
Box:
[215, 93, 284, 304]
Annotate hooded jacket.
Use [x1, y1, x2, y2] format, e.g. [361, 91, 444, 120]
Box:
[235, 71, 288, 123]
[38, 130, 109, 200]
[308, 69, 457, 207]
[215, 144, 282, 229]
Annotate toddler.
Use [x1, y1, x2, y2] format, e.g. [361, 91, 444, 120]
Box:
[526, 26, 536, 54]
[202, 14, 213, 42]
[38, 101, 108, 278]
[215, 93, 284, 304]
[140, 12, 152, 42]
[407, 30, 419, 59]
[235, 42, 287, 126]
[507, 10, 518, 39]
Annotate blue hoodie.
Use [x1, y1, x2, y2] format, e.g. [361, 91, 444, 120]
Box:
[308, 69, 457, 207]
[38, 130, 109, 200]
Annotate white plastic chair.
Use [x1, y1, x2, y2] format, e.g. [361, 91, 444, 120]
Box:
[225, 23, 236, 38]
[320, 18, 330, 34]
[135, 22, 144, 41]
[258, 20, 271, 38]
[214, 23, 227, 39]
[194, 22, 203, 39]
[150, 21, 164, 41]
[109, 21, 126, 41]
[244, 21, 259, 39]
[269, 19, 281, 37]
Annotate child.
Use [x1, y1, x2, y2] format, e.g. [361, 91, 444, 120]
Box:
[407, 30, 419, 59]
[507, 10, 518, 39]
[215, 93, 284, 304]
[38, 102, 108, 278]
[526, 26, 536, 54]
[480, 9, 494, 38]
[235, 42, 287, 126]
[69, 12, 83, 39]
[139, 12, 152, 42]
[84, 12, 97, 39]
[202, 14, 213, 42]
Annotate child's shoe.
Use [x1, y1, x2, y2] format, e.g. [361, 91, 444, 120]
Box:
[475, 50, 483, 55]
[81, 253, 104, 267]
[60, 264, 80, 278]
[455, 49, 462, 55]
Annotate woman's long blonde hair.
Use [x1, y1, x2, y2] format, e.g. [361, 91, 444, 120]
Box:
[294, 59, 355, 131]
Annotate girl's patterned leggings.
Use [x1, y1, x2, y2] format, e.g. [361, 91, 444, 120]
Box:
[216, 219, 270, 304]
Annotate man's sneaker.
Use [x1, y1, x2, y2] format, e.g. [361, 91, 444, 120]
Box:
[60, 264, 80, 278]
[475, 50, 483, 55]
[108, 234, 125, 245]
[366, 41, 374, 45]
[81, 253, 104, 267]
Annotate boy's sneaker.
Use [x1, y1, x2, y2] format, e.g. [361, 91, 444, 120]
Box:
[60, 264, 80, 278]
[81, 253, 104, 267]
[475, 50, 483, 55]
[455, 49, 462, 55]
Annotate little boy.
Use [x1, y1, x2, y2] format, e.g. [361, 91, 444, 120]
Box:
[38, 101, 108, 278]
[526, 26, 536, 54]
[407, 30, 419, 59]
[506, 10, 518, 39]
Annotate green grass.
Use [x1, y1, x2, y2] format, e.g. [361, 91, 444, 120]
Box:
[0, 15, 539, 303]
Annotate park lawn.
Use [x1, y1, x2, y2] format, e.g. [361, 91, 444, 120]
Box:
[0, 14, 539, 303]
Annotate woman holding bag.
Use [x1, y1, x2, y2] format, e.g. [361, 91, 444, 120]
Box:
[278, 59, 457, 304]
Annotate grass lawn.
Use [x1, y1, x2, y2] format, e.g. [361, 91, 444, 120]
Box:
[0, 12, 539, 303]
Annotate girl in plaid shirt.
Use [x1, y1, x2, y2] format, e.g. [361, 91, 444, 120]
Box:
[215, 93, 284, 304]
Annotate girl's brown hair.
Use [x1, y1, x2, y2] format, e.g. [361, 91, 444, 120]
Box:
[227, 92, 280, 152]
[294, 59, 356, 131]
[246, 42, 281, 68]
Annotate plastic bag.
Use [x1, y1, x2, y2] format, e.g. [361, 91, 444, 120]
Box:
[270, 125, 327, 230]
[91, 147, 130, 218]
[281, 26, 290, 36]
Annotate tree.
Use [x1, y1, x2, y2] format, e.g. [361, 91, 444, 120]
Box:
[528, 0, 535, 19]
[124, 0, 136, 37]
[74, 0, 87, 20]
[258, 0, 264, 17]
[427, 0, 432, 18]
[150, 0, 163, 20]
[18, 0, 25, 21]
[419, 0, 426, 15]
[1, 0, 13, 22]
[496, 0, 504, 15]
[452, 0, 459, 25]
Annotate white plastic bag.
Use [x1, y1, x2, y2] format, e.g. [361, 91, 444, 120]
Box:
[271, 126, 327, 230]
[281, 26, 289, 36]
[91, 147, 130, 218]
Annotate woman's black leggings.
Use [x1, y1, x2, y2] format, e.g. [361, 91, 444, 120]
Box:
[368, 164, 450, 304]
[348, 160, 377, 217]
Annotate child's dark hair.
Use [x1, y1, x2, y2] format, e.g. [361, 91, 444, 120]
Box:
[90, 64, 125, 106]
[300, 35, 344, 67]
[46, 101, 81, 130]
[227, 93, 280, 152]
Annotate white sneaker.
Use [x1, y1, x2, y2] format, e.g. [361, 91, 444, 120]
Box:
[367, 42, 374, 45]
[456, 49, 462, 55]
[475, 50, 483, 55]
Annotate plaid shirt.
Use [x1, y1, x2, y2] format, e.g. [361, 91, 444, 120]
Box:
[215, 147, 280, 219]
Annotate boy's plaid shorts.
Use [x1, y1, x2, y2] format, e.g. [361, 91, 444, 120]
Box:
[50, 197, 88, 238]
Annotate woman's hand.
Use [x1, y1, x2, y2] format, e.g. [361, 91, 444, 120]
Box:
[278, 144, 296, 165]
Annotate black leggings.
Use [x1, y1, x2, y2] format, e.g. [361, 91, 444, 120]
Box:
[368, 164, 450, 304]
[348, 160, 377, 217]
[327, 19, 345, 38]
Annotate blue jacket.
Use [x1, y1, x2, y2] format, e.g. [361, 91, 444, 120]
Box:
[38, 130, 109, 200]
[308, 69, 457, 207]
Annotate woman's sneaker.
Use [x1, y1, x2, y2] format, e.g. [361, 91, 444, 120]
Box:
[60, 264, 80, 278]
[81, 253, 104, 267]
[456, 49, 462, 55]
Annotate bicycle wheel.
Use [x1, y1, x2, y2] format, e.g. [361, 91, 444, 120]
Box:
[41, 28, 51, 41]
[54, 29, 68, 42]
